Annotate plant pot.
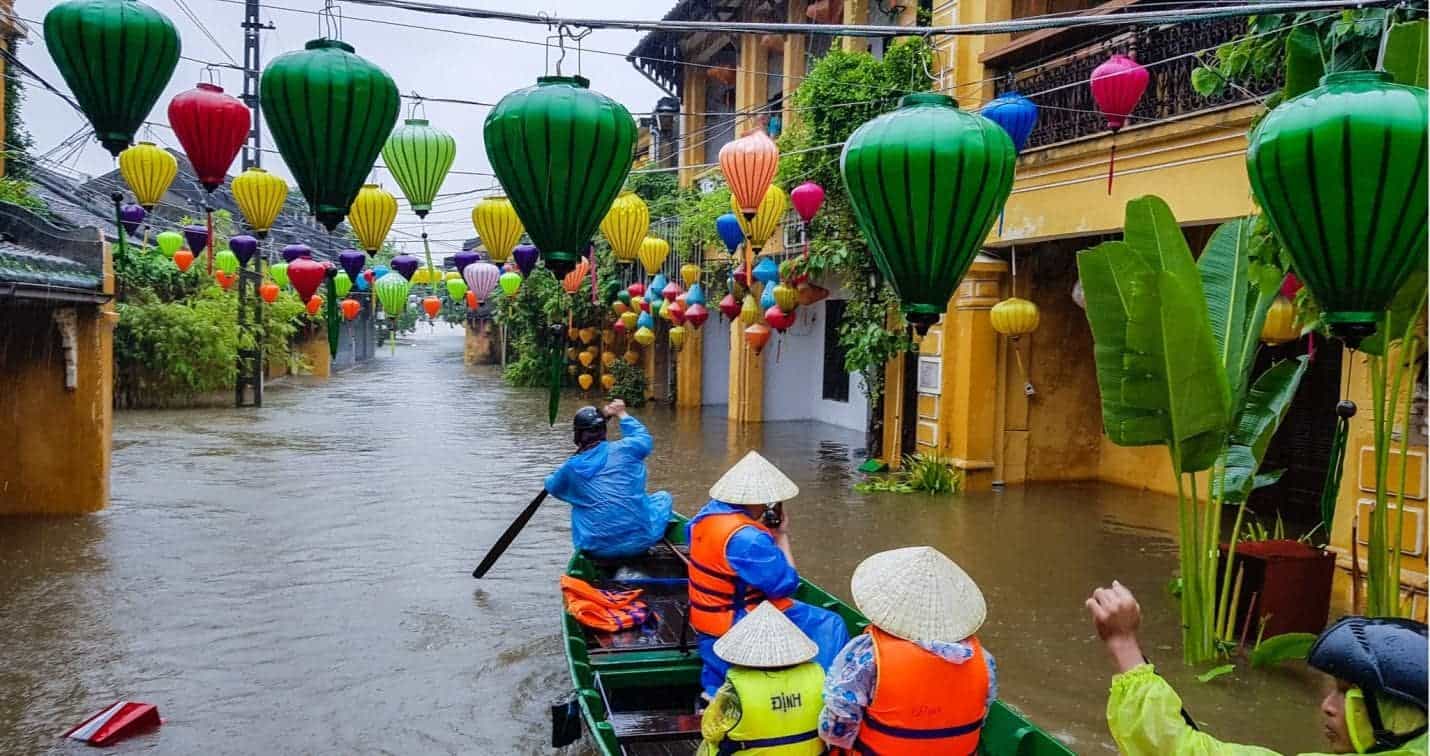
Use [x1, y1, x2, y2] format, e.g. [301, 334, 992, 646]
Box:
[1217, 539, 1336, 643]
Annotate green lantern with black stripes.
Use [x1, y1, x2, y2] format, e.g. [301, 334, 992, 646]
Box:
[383, 118, 456, 219]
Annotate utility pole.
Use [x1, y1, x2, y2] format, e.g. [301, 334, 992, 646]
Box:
[236, 0, 274, 408]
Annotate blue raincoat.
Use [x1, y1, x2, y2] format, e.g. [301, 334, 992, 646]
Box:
[544, 415, 673, 559]
[687, 500, 851, 697]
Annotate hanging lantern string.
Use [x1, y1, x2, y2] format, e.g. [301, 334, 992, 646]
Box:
[201, 64, 220, 87]
[318, 0, 344, 40]
[407, 91, 426, 120]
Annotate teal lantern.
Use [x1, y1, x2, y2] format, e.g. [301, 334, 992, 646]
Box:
[1247, 71, 1428, 343]
[335, 271, 353, 298]
[484, 76, 636, 277]
[44, 0, 180, 156]
[375, 271, 411, 314]
[383, 118, 456, 218]
[261, 39, 400, 231]
[841, 93, 1016, 334]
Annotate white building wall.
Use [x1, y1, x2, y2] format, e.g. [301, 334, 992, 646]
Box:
[701, 314, 732, 407]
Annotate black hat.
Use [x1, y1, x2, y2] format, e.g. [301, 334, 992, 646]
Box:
[573, 406, 607, 432]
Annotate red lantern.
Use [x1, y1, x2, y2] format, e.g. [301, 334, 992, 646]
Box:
[662, 281, 682, 302]
[639, 297, 651, 313]
[744, 323, 771, 355]
[341, 298, 361, 320]
[306, 295, 323, 316]
[1280, 272, 1303, 299]
[465, 290, 478, 309]
[627, 281, 645, 298]
[669, 302, 687, 325]
[732, 264, 750, 289]
[167, 83, 251, 193]
[214, 271, 235, 290]
[363, 269, 376, 285]
[259, 282, 279, 303]
[1089, 54, 1149, 194]
[685, 303, 710, 329]
[173, 248, 194, 272]
[791, 181, 825, 223]
[288, 258, 326, 302]
[765, 305, 796, 332]
[613, 318, 627, 337]
[718, 293, 741, 321]
[422, 296, 442, 318]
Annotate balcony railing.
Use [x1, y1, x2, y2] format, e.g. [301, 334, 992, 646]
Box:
[991, 16, 1281, 150]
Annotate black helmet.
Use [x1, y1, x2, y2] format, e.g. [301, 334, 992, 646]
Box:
[1308, 616, 1428, 750]
[573, 406, 607, 432]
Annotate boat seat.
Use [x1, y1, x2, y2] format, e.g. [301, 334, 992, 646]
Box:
[608, 709, 703, 743]
[586, 586, 696, 655]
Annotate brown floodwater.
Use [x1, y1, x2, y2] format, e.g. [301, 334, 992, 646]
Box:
[0, 327, 1324, 755]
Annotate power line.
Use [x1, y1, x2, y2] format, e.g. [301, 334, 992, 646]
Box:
[168, 0, 241, 66]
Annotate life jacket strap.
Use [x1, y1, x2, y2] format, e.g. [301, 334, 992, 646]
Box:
[861, 712, 983, 739]
[717, 728, 820, 754]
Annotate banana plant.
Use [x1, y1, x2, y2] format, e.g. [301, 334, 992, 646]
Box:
[1079, 196, 1307, 664]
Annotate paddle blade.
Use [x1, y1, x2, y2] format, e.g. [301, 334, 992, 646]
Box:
[473, 490, 548, 578]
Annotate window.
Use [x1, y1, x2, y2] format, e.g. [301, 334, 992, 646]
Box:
[822, 299, 849, 402]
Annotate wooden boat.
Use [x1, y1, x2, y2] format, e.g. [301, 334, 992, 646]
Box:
[556, 517, 1076, 755]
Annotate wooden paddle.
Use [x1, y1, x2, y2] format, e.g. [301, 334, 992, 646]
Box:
[472, 489, 549, 579]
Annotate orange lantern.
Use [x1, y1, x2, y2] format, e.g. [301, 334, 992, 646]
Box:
[174, 248, 195, 272]
[259, 282, 279, 303]
[578, 351, 595, 368]
[720, 129, 780, 219]
[578, 373, 594, 391]
[624, 350, 640, 365]
[613, 300, 629, 316]
[601, 373, 616, 391]
[214, 271, 235, 290]
[341, 298, 362, 320]
[306, 295, 323, 316]
[744, 323, 772, 355]
[579, 327, 596, 345]
[601, 351, 617, 368]
[465, 290, 478, 309]
[422, 296, 441, 318]
[562, 259, 592, 295]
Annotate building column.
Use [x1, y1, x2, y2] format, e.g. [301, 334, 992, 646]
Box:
[881, 307, 908, 467]
[728, 304, 766, 423]
[842, 0, 869, 53]
[677, 324, 703, 408]
[679, 68, 707, 189]
[735, 28, 771, 135]
[783, 0, 808, 132]
[939, 258, 1008, 491]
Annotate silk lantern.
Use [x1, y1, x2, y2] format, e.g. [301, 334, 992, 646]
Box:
[349, 184, 398, 254]
[464, 262, 500, 304]
[650, 274, 669, 303]
[391, 254, 420, 281]
[765, 305, 795, 333]
[168, 82, 249, 192]
[1089, 54, 1149, 194]
[562, 259, 591, 295]
[716, 212, 745, 255]
[422, 296, 441, 318]
[624, 350, 640, 365]
[578, 373, 594, 391]
[718, 293, 740, 321]
[119, 203, 145, 236]
[261, 38, 399, 230]
[472, 196, 524, 263]
[341, 298, 361, 320]
[739, 294, 759, 326]
[44, 0, 180, 156]
[374, 271, 411, 314]
[306, 294, 323, 316]
[183, 224, 209, 255]
[499, 271, 522, 296]
[680, 263, 700, 288]
[772, 284, 797, 313]
[269, 262, 289, 288]
[601, 373, 616, 391]
[484, 75, 636, 276]
[338, 250, 366, 280]
[686, 302, 709, 329]
[118, 142, 176, 210]
[214, 249, 239, 275]
[720, 129, 779, 218]
[512, 243, 539, 276]
[981, 92, 1039, 153]
[744, 323, 772, 355]
[687, 283, 706, 307]
[465, 290, 478, 309]
[156, 230, 183, 258]
[662, 281, 683, 303]
[634, 326, 655, 347]
[288, 258, 326, 302]
[790, 181, 825, 223]
[215, 271, 236, 290]
[732, 185, 788, 252]
[841, 92, 1016, 334]
[282, 243, 313, 263]
[230, 235, 259, 267]
[753, 257, 780, 285]
[232, 167, 288, 236]
[759, 286, 777, 311]
[446, 278, 468, 301]
[637, 311, 654, 331]
[382, 117, 456, 218]
[619, 311, 637, 332]
[669, 325, 688, 351]
[639, 237, 670, 277]
[259, 282, 279, 303]
[335, 271, 353, 298]
[173, 248, 194, 272]
[1261, 297, 1301, 345]
[990, 297, 1039, 338]
[601, 191, 650, 263]
[1247, 71, 1427, 343]
[627, 281, 646, 298]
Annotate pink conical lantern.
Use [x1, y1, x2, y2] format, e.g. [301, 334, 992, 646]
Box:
[719, 130, 779, 219]
[790, 181, 825, 223]
[662, 280, 683, 303]
[463, 261, 500, 305]
[1090, 54, 1149, 194]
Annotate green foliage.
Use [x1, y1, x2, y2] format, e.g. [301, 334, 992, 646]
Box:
[1383, 20, 1428, 87]
[608, 360, 647, 407]
[0, 178, 49, 216]
[1224, 357, 1310, 503]
[495, 246, 624, 389]
[1196, 664, 1237, 683]
[854, 454, 962, 495]
[1250, 632, 1318, 668]
[3, 29, 34, 181]
[626, 170, 680, 219]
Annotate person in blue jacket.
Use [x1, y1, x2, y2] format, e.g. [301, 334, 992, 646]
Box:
[544, 400, 673, 559]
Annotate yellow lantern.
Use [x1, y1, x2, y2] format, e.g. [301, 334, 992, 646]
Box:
[669, 325, 687, 351]
[990, 297, 1040, 339]
[739, 293, 759, 326]
[566, 347, 577, 360]
[349, 184, 397, 254]
[578, 373, 594, 391]
[680, 263, 700, 287]
[772, 284, 798, 313]
[412, 266, 443, 285]
[118, 142, 177, 210]
[472, 195, 524, 263]
[624, 350, 641, 365]
[231, 167, 288, 236]
[731, 184, 788, 252]
[639, 236, 670, 277]
[601, 351, 617, 368]
[634, 326, 656, 347]
[567, 326, 580, 340]
[579, 351, 595, 367]
[620, 311, 639, 331]
[579, 327, 595, 345]
[600, 191, 649, 263]
[601, 373, 616, 391]
[445, 271, 462, 281]
[1261, 296, 1300, 345]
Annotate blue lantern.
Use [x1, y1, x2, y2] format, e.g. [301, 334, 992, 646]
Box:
[355, 273, 370, 291]
[687, 282, 706, 306]
[981, 92, 1038, 153]
[716, 212, 745, 253]
[637, 311, 654, 330]
[650, 273, 669, 301]
[374, 265, 391, 279]
[760, 285, 776, 310]
[753, 256, 780, 284]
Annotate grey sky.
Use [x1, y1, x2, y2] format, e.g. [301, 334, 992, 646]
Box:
[17, 0, 668, 256]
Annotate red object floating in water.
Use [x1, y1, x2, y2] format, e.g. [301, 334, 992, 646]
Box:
[63, 701, 161, 746]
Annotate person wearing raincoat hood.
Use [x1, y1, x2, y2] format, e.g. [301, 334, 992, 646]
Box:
[543, 400, 673, 559]
[1087, 581, 1428, 756]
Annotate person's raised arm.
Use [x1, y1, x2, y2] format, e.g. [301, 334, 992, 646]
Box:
[727, 525, 800, 599]
[606, 400, 654, 459]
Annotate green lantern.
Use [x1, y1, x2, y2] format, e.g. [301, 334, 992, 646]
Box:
[841, 93, 1016, 334]
[270, 262, 289, 289]
[383, 118, 456, 218]
[261, 39, 400, 231]
[155, 230, 183, 258]
[499, 270, 522, 297]
[335, 271, 353, 298]
[375, 271, 410, 314]
[44, 0, 180, 156]
[1247, 71, 1428, 343]
[445, 277, 467, 300]
[214, 248, 239, 275]
[484, 76, 636, 276]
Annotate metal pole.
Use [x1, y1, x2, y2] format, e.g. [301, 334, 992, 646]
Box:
[236, 0, 273, 407]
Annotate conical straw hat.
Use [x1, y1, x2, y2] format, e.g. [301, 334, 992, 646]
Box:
[713, 601, 818, 668]
[851, 546, 986, 644]
[709, 451, 800, 505]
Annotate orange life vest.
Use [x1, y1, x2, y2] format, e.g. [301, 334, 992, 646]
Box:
[853, 627, 989, 755]
[687, 511, 793, 635]
[560, 575, 650, 633]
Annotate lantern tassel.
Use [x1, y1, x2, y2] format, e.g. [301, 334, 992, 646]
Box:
[325, 274, 340, 358]
[1106, 141, 1116, 195]
[421, 231, 437, 301]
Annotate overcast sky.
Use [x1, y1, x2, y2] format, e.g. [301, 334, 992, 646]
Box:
[17, 0, 668, 255]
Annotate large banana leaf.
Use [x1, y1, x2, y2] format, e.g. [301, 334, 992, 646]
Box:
[1384, 21, 1428, 88]
[1199, 218, 1283, 406]
[1223, 356, 1309, 502]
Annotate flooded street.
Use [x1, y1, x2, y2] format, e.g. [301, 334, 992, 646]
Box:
[1, 327, 1321, 755]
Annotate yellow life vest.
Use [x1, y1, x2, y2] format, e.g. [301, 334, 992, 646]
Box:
[722, 663, 826, 755]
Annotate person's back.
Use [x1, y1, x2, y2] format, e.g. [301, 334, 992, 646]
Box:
[544, 401, 672, 559]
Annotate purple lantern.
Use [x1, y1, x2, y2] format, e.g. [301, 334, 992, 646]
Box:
[230, 234, 259, 266]
[391, 254, 420, 281]
[338, 249, 366, 280]
[119, 203, 145, 237]
[453, 250, 480, 274]
[282, 243, 314, 263]
[463, 261, 500, 303]
[183, 224, 209, 254]
[513, 243, 539, 277]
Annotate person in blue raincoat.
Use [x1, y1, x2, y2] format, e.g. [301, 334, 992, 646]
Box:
[685, 450, 850, 699]
[544, 400, 673, 559]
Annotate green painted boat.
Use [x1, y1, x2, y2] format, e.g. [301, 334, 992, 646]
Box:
[558, 517, 1076, 755]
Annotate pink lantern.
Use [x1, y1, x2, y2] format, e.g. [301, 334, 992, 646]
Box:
[1089, 53, 1149, 194]
[463, 261, 500, 304]
[790, 181, 825, 223]
[662, 281, 683, 303]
